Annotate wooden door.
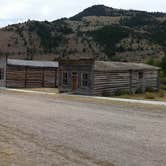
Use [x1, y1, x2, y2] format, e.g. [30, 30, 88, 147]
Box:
[72, 72, 78, 91]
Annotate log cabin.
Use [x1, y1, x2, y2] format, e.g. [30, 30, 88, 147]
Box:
[58, 59, 160, 96]
[0, 56, 160, 96]
[0, 56, 58, 88]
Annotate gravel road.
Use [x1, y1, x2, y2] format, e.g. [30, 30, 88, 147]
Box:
[0, 92, 166, 166]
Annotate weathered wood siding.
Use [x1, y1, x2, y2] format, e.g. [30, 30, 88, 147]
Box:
[58, 59, 160, 96]
[6, 66, 26, 88]
[6, 65, 57, 88]
[44, 68, 57, 88]
[93, 70, 160, 96]
[58, 60, 93, 95]
[26, 67, 43, 88]
[92, 71, 131, 96]
[0, 55, 7, 87]
[145, 70, 160, 89]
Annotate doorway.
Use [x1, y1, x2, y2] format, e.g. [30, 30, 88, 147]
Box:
[72, 72, 78, 91]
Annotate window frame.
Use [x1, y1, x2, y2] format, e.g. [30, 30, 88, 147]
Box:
[138, 71, 144, 80]
[0, 68, 4, 80]
[62, 71, 68, 85]
[81, 73, 89, 87]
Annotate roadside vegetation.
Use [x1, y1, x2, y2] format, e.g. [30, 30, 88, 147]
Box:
[147, 54, 166, 90]
[116, 90, 166, 101]
[114, 55, 166, 101]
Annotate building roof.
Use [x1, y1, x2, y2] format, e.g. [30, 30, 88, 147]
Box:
[7, 59, 59, 68]
[94, 61, 160, 71]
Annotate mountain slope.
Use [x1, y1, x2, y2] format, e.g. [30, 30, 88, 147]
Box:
[0, 5, 166, 62]
[70, 5, 166, 20]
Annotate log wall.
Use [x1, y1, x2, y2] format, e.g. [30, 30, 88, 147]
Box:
[6, 65, 57, 88]
[92, 71, 130, 96]
[59, 60, 160, 96]
[92, 70, 159, 96]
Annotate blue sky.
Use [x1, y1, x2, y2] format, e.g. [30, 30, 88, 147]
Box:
[0, 0, 166, 27]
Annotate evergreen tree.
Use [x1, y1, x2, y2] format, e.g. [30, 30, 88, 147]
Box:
[160, 55, 166, 76]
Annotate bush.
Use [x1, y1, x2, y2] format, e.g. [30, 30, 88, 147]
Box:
[135, 87, 143, 94]
[102, 89, 130, 97]
[160, 84, 166, 90]
[158, 90, 165, 97]
[114, 89, 130, 96]
[145, 92, 155, 99]
[160, 55, 166, 76]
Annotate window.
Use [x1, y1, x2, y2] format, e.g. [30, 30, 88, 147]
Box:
[0, 68, 4, 80]
[82, 73, 89, 87]
[138, 72, 143, 79]
[63, 72, 68, 85]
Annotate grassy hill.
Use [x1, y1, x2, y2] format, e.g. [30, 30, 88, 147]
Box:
[0, 5, 166, 62]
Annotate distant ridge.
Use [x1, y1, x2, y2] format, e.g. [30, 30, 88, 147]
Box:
[0, 5, 166, 62]
[70, 5, 166, 20]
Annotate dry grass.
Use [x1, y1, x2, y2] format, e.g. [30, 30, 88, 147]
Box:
[117, 90, 166, 102]
[1, 88, 166, 111]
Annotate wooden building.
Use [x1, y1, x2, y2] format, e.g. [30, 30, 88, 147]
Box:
[0, 56, 160, 96]
[0, 55, 7, 87]
[0, 57, 58, 88]
[58, 59, 160, 96]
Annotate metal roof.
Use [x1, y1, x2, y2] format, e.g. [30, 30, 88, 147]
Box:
[7, 59, 59, 68]
[94, 61, 160, 71]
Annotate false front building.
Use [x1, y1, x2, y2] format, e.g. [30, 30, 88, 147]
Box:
[58, 59, 160, 96]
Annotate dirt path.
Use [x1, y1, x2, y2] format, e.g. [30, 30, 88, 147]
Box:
[0, 92, 166, 166]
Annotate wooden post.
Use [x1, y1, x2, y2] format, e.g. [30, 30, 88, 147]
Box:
[25, 66, 28, 88]
[129, 70, 133, 94]
[55, 69, 57, 88]
[157, 70, 160, 90]
[42, 68, 45, 88]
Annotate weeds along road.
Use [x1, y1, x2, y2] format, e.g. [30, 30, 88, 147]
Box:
[0, 91, 166, 166]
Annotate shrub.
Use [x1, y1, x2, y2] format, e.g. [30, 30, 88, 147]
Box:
[160, 84, 166, 90]
[135, 87, 143, 94]
[160, 55, 166, 76]
[145, 92, 155, 99]
[158, 90, 165, 97]
[114, 89, 130, 96]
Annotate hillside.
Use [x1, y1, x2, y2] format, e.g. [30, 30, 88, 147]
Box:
[0, 5, 166, 62]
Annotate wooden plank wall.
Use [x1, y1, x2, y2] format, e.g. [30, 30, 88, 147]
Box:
[26, 67, 43, 88]
[44, 68, 57, 88]
[93, 71, 130, 96]
[93, 70, 159, 96]
[0, 55, 7, 87]
[6, 65, 57, 88]
[6, 66, 26, 88]
[58, 60, 93, 95]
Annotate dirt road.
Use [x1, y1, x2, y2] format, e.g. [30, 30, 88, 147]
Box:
[0, 92, 166, 166]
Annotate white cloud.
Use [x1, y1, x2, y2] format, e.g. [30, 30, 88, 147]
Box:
[0, 0, 166, 27]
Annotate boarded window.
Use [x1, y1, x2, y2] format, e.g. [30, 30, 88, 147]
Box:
[0, 68, 4, 80]
[82, 73, 89, 87]
[63, 72, 68, 85]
